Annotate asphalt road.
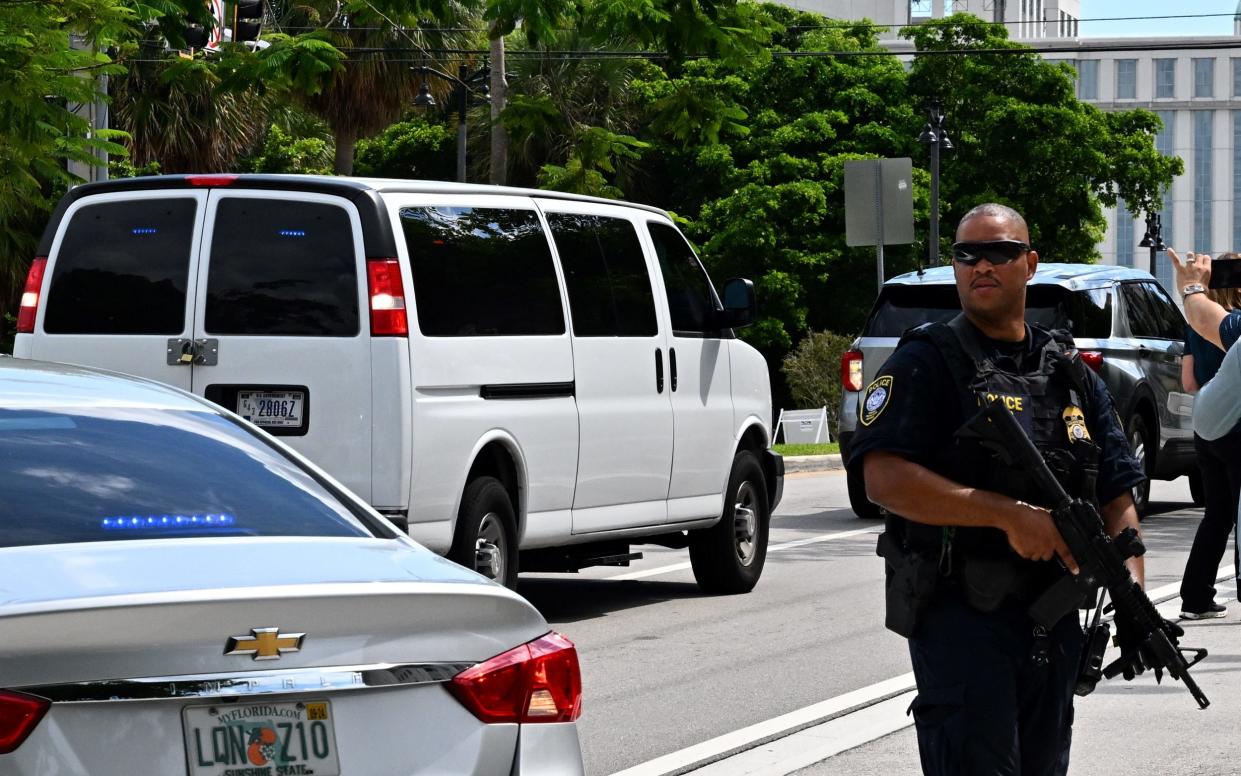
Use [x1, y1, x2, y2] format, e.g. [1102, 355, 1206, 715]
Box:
[515, 471, 1206, 776]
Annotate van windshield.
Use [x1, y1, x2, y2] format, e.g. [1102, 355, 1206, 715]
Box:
[866, 285, 1113, 339]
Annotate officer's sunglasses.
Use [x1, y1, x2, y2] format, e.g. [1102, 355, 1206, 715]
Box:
[951, 240, 1031, 266]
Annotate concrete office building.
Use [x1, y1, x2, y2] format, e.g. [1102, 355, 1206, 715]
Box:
[786, 0, 1081, 39]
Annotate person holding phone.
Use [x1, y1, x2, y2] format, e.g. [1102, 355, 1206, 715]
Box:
[1172, 248, 1241, 618]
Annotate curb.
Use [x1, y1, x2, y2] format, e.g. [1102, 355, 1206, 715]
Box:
[783, 454, 844, 473]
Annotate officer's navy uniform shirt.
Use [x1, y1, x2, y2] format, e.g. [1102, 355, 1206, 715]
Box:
[847, 322, 1144, 508]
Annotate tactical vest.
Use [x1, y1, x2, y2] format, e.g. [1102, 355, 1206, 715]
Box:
[887, 315, 1101, 601]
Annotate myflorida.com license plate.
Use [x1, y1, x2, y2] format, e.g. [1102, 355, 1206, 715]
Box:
[183, 700, 340, 776]
[237, 391, 304, 429]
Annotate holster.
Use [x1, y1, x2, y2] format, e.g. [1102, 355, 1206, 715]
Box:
[876, 531, 939, 638]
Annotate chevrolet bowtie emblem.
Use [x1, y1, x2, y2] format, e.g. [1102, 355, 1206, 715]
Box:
[224, 627, 305, 661]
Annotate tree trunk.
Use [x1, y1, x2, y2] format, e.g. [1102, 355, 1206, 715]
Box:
[489, 30, 508, 186]
[334, 127, 357, 176]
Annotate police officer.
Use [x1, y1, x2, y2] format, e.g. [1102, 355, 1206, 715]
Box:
[848, 204, 1146, 775]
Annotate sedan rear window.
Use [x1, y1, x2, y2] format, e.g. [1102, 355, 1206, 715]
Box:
[865, 285, 1113, 339]
[0, 408, 373, 548]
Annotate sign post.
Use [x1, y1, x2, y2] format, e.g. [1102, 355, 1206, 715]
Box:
[844, 158, 915, 293]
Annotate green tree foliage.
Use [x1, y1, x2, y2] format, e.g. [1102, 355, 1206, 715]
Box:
[354, 117, 457, 180]
[781, 330, 855, 437]
[0, 0, 208, 315]
[903, 15, 1183, 263]
[240, 125, 334, 175]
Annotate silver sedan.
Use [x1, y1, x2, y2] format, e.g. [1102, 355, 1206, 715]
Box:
[0, 357, 584, 775]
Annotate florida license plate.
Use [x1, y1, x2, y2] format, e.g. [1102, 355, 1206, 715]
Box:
[237, 391, 304, 428]
[183, 700, 340, 776]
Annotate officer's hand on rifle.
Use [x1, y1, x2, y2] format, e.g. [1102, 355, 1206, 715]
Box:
[1114, 612, 1185, 681]
[1000, 500, 1080, 574]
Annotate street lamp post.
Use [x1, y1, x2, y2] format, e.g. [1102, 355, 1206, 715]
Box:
[918, 101, 954, 266]
[1139, 212, 1167, 277]
[413, 64, 489, 183]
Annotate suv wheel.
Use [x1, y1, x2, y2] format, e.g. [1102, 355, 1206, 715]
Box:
[689, 450, 769, 594]
[1127, 414, 1152, 517]
[847, 465, 881, 519]
[449, 476, 519, 588]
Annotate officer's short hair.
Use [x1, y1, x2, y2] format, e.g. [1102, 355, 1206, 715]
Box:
[957, 203, 1028, 238]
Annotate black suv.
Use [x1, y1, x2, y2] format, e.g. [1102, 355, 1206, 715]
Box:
[839, 263, 1198, 517]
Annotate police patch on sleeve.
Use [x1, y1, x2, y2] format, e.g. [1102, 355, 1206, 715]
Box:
[860, 376, 893, 426]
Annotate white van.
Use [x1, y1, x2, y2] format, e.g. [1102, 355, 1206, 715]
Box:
[14, 174, 783, 592]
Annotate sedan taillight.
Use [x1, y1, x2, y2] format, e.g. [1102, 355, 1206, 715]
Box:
[1080, 351, 1104, 372]
[448, 632, 582, 724]
[841, 349, 864, 393]
[0, 690, 49, 754]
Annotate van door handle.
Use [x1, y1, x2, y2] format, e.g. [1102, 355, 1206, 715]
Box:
[670, 347, 678, 392]
[655, 348, 664, 393]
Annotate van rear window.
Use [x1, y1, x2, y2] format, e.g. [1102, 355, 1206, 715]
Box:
[401, 207, 565, 337]
[43, 199, 197, 335]
[205, 199, 360, 337]
[866, 285, 1113, 339]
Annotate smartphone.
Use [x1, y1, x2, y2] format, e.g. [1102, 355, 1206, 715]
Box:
[1209, 258, 1241, 289]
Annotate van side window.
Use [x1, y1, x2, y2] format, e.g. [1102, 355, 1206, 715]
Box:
[546, 214, 657, 337]
[205, 199, 359, 337]
[44, 199, 197, 335]
[401, 207, 565, 337]
[647, 222, 720, 336]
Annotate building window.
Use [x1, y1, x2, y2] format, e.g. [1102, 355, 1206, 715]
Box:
[1116, 59, 1137, 100]
[1234, 113, 1241, 250]
[1155, 59, 1176, 99]
[1155, 110, 1176, 287]
[1194, 58, 1215, 98]
[1194, 111, 1214, 257]
[1233, 58, 1241, 97]
[1077, 60, 1099, 100]
[1116, 198, 1134, 268]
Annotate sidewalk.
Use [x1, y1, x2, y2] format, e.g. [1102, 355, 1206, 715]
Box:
[795, 601, 1241, 776]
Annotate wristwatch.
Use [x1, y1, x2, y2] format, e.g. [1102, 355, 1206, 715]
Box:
[1181, 283, 1208, 298]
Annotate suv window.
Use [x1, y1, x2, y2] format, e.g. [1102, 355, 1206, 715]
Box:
[44, 199, 197, 335]
[0, 407, 372, 548]
[401, 206, 565, 337]
[205, 199, 360, 337]
[1122, 282, 1183, 340]
[647, 222, 720, 335]
[547, 213, 657, 337]
[866, 285, 1113, 339]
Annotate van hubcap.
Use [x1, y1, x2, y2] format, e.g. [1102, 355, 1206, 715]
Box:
[733, 481, 759, 566]
[475, 513, 506, 581]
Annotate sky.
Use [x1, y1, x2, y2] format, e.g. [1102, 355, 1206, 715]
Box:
[1080, 0, 1238, 38]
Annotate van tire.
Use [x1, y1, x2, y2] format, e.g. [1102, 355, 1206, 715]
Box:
[449, 476, 519, 589]
[1127, 414, 1152, 517]
[689, 450, 769, 594]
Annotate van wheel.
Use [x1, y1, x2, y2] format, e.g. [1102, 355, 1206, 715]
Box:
[449, 476, 518, 589]
[1189, 470, 1205, 506]
[1127, 414, 1152, 517]
[848, 465, 881, 519]
[690, 450, 769, 594]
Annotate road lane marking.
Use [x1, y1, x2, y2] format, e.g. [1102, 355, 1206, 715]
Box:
[606, 672, 916, 776]
[607, 526, 883, 581]
[609, 563, 1233, 776]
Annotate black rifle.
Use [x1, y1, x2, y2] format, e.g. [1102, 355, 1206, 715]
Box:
[957, 401, 1210, 709]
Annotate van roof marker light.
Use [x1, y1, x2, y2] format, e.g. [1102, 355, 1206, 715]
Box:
[186, 174, 239, 187]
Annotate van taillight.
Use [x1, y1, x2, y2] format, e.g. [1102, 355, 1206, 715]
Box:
[366, 259, 408, 337]
[841, 350, 864, 392]
[0, 690, 49, 754]
[448, 632, 582, 724]
[15, 257, 47, 334]
[1081, 351, 1104, 372]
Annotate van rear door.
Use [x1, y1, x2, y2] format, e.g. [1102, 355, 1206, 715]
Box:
[190, 190, 374, 501]
[25, 191, 207, 389]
